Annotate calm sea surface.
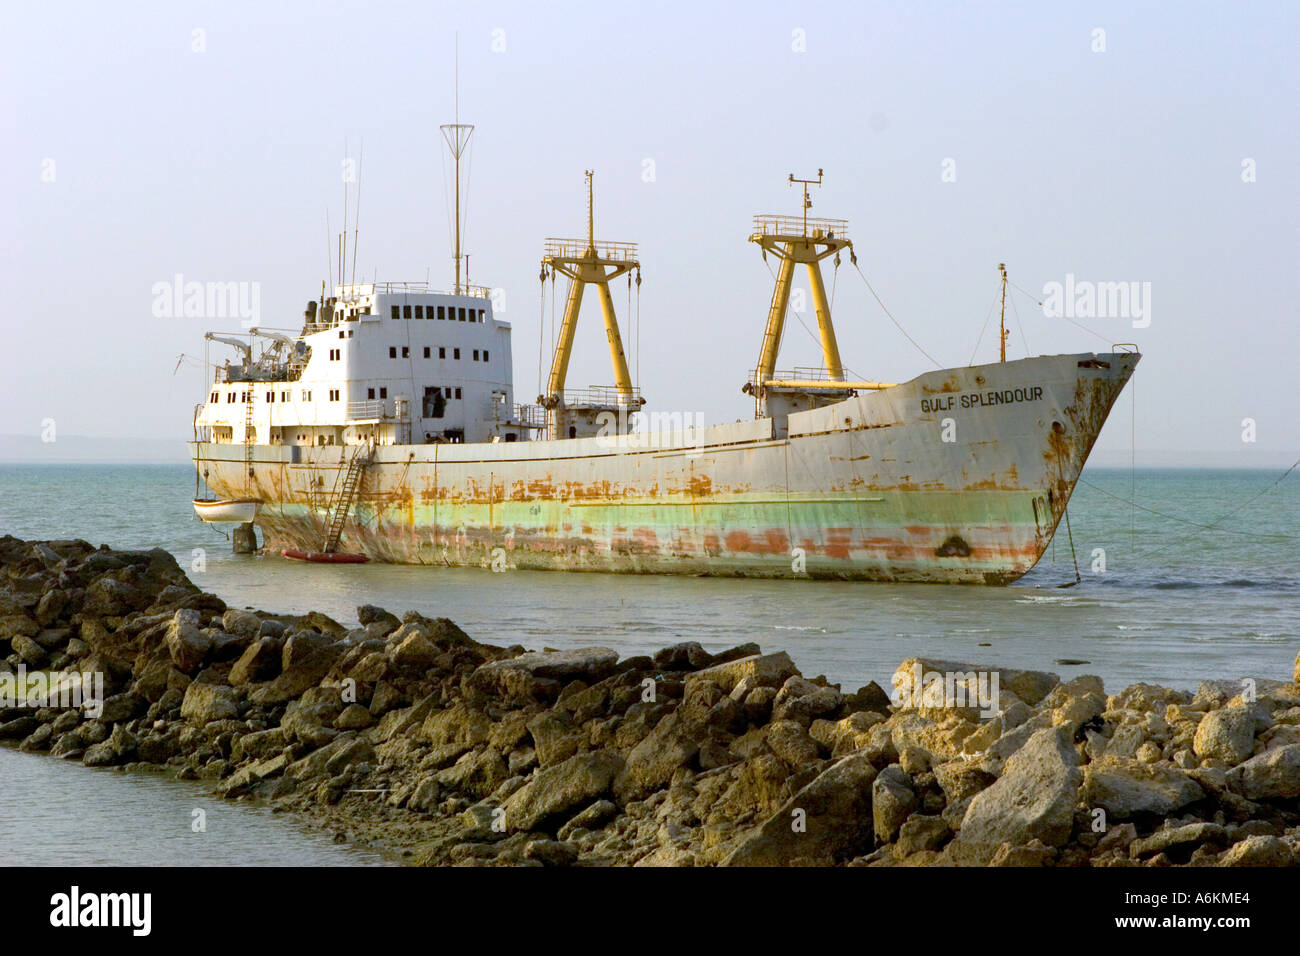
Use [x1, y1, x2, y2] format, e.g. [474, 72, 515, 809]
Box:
[1, 462, 1296, 863]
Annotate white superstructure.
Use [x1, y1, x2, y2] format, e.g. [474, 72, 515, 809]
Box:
[195, 282, 542, 451]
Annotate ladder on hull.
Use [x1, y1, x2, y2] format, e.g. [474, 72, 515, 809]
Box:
[322, 444, 372, 554]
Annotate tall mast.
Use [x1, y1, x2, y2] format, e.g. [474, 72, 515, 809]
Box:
[586, 170, 595, 252]
[440, 39, 474, 293]
[998, 262, 1008, 362]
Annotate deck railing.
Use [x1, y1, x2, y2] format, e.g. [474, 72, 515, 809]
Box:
[543, 238, 640, 262]
[750, 214, 850, 240]
[561, 386, 644, 408]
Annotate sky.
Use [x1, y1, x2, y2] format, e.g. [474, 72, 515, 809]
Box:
[2, 0, 1297, 466]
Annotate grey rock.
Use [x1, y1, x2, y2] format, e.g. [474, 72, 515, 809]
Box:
[501, 751, 625, 832]
[723, 753, 878, 866]
[1226, 744, 1300, 800]
[872, 765, 917, 844]
[1081, 757, 1205, 819]
[947, 725, 1082, 865]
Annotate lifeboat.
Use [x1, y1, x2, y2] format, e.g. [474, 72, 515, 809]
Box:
[280, 548, 369, 564]
[193, 498, 261, 523]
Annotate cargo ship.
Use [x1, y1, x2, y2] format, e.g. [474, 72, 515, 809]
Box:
[188, 122, 1139, 584]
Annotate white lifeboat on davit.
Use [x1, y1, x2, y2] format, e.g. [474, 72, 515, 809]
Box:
[193, 498, 260, 523]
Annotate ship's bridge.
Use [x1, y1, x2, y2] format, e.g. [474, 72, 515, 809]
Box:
[196, 279, 545, 450]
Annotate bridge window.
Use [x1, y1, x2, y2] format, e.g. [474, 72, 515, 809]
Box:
[483, 350, 489, 361]
[367, 388, 375, 399]
[414, 305, 424, 318]
[435, 306, 444, 320]
[265, 392, 274, 402]
[380, 387, 387, 399]
[423, 347, 431, 358]
[458, 308, 466, 321]
[478, 309, 486, 322]
[454, 387, 462, 399]
[390, 305, 399, 319]
[401, 346, 409, 358]
[403, 305, 412, 319]
[328, 389, 340, 402]
[473, 349, 479, 361]
[439, 347, 446, 359]
[389, 347, 397, 358]
[453, 348, 460, 360]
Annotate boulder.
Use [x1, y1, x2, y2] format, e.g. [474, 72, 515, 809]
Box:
[220, 753, 290, 796]
[723, 753, 878, 866]
[501, 751, 625, 832]
[557, 800, 617, 841]
[97, 692, 147, 725]
[1193, 706, 1258, 765]
[988, 840, 1056, 867]
[335, 703, 373, 729]
[946, 725, 1082, 865]
[892, 657, 1058, 715]
[872, 766, 917, 844]
[422, 704, 493, 764]
[764, 720, 823, 767]
[11, 634, 48, 668]
[1129, 823, 1227, 859]
[389, 631, 440, 672]
[523, 839, 579, 867]
[1081, 756, 1205, 819]
[165, 610, 211, 673]
[896, 815, 952, 855]
[358, 604, 401, 629]
[83, 724, 137, 767]
[685, 652, 798, 694]
[221, 609, 263, 639]
[474, 647, 619, 685]
[1219, 835, 1294, 867]
[612, 710, 706, 802]
[247, 634, 344, 704]
[82, 577, 144, 617]
[229, 639, 281, 685]
[653, 642, 713, 671]
[180, 682, 240, 724]
[1225, 744, 1300, 799]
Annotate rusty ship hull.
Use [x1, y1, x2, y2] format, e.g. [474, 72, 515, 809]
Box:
[188, 350, 1137, 584]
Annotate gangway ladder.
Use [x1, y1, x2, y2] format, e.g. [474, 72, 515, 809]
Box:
[243, 390, 256, 491]
[322, 445, 371, 553]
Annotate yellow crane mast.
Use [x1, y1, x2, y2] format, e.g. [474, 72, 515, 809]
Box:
[539, 171, 644, 440]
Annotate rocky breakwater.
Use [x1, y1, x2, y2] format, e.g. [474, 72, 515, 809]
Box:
[2, 536, 1300, 867]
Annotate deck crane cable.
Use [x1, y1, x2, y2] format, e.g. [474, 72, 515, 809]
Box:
[850, 262, 944, 369]
[762, 257, 866, 381]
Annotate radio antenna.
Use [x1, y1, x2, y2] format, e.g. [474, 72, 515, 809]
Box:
[440, 34, 475, 294]
[351, 139, 364, 287]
